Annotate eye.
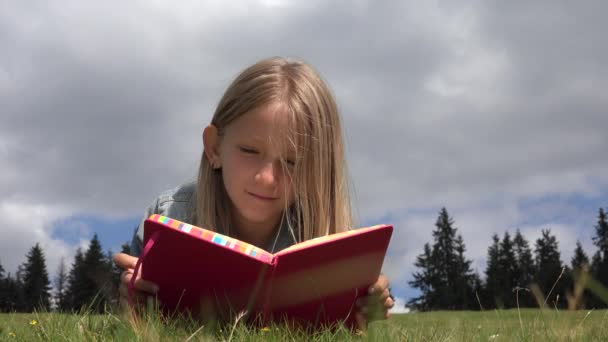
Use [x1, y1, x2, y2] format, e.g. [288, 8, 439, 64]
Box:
[239, 147, 258, 154]
[280, 158, 296, 169]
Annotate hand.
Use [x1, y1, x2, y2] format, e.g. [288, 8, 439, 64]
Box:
[112, 252, 159, 312]
[354, 274, 394, 331]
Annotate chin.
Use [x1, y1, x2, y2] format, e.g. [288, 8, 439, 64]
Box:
[245, 215, 275, 225]
[240, 210, 279, 226]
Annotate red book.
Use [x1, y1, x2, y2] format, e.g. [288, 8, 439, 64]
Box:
[130, 214, 392, 329]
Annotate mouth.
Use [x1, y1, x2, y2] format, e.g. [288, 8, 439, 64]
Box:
[248, 192, 278, 201]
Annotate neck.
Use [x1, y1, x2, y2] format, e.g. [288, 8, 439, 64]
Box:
[231, 214, 281, 248]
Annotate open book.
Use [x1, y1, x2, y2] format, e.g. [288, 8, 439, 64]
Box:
[130, 214, 392, 329]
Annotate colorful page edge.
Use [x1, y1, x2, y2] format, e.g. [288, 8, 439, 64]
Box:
[147, 214, 273, 263]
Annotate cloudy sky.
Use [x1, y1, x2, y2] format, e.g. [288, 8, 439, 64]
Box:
[1, 1, 607, 312]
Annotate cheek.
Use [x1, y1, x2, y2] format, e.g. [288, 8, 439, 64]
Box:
[222, 154, 254, 188]
[283, 177, 296, 203]
[219, 156, 238, 194]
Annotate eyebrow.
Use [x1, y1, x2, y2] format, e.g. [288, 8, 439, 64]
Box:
[234, 132, 264, 141]
[240, 136, 290, 146]
[238, 137, 297, 155]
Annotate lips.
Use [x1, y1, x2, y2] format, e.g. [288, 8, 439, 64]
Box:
[248, 192, 278, 201]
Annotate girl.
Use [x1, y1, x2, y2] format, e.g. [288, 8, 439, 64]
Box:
[113, 57, 394, 330]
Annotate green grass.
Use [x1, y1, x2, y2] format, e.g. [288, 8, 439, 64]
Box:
[2, 308, 608, 341]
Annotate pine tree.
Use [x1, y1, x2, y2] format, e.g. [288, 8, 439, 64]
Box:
[54, 258, 68, 311]
[453, 234, 478, 309]
[571, 241, 590, 271]
[513, 230, 535, 287]
[513, 230, 536, 307]
[64, 236, 113, 312]
[590, 251, 602, 276]
[105, 249, 116, 308]
[0, 260, 4, 287]
[592, 208, 608, 257]
[408, 243, 436, 311]
[64, 248, 86, 311]
[592, 209, 608, 285]
[498, 232, 519, 308]
[2, 274, 22, 312]
[0, 260, 6, 312]
[484, 234, 501, 308]
[568, 241, 590, 309]
[81, 234, 112, 313]
[534, 229, 565, 308]
[409, 208, 476, 310]
[432, 208, 459, 309]
[21, 243, 52, 312]
[15, 264, 24, 282]
[590, 208, 608, 308]
[589, 250, 605, 308]
[0, 261, 27, 313]
[14, 265, 26, 312]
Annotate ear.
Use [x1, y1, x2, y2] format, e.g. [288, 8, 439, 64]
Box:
[203, 124, 221, 169]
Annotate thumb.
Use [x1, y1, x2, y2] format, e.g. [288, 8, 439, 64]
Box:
[112, 252, 138, 270]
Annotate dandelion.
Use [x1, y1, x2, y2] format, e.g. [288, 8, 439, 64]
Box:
[8, 332, 16, 337]
[260, 326, 271, 332]
[29, 319, 38, 326]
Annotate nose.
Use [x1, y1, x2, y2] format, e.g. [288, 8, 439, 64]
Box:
[255, 161, 279, 186]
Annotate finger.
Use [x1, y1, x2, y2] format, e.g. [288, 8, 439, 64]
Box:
[360, 288, 390, 308]
[383, 297, 394, 320]
[385, 297, 395, 310]
[120, 269, 133, 283]
[355, 297, 368, 309]
[369, 297, 393, 322]
[121, 270, 158, 294]
[359, 295, 388, 317]
[134, 278, 159, 294]
[378, 288, 391, 301]
[113, 253, 138, 270]
[365, 290, 389, 306]
[355, 311, 367, 333]
[353, 301, 377, 323]
[368, 275, 389, 295]
[119, 283, 148, 303]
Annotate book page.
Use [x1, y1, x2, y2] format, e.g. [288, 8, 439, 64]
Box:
[275, 224, 389, 256]
[266, 250, 386, 309]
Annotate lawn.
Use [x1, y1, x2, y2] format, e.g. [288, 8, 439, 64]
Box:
[1, 308, 607, 341]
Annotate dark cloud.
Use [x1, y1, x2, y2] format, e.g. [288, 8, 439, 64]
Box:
[1, 1, 607, 283]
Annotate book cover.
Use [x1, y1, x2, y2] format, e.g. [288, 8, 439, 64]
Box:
[133, 214, 392, 329]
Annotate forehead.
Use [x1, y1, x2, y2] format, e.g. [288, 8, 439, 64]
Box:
[226, 102, 297, 147]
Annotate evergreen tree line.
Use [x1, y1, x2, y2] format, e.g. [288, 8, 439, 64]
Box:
[0, 235, 130, 313]
[408, 207, 608, 311]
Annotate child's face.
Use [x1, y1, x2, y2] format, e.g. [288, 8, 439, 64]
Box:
[213, 102, 297, 235]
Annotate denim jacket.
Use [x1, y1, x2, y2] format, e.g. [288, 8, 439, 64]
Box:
[130, 181, 299, 257]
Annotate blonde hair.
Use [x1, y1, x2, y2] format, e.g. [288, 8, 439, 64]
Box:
[195, 57, 354, 242]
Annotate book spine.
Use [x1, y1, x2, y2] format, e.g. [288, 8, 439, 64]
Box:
[259, 256, 278, 325]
